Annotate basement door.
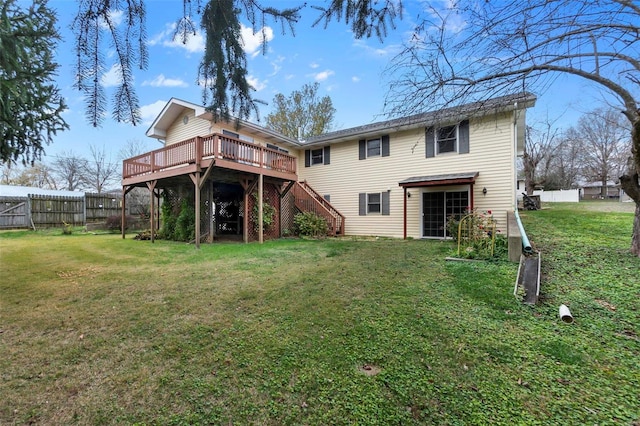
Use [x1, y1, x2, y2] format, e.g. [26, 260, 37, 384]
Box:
[422, 190, 469, 238]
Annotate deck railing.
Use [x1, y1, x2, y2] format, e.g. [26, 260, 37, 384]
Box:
[123, 133, 297, 179]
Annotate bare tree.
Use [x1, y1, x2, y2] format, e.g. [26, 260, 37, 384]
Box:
[83, 145, 119, 194]
[117, 139, 152, 217]
[523, 119, 563, 194]
[550, 135, 583, 190]
[387, 0, 640, 256]
[50, 151, 88, 191]
[0, 163, 18, 185]
[566, 108, 630, 196]
[118, 138, 156, 161]
[12, 163, 57, 189]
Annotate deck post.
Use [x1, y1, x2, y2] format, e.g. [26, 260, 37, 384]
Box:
[258, 173, 264, 244]
[147, 180, 157, 243]
[121, 186, 127, 239]
[403, 186, 407, 239]
[121, 185, 135, 239]
[190, 172, 201, 249]
[240, 178, 257, 243]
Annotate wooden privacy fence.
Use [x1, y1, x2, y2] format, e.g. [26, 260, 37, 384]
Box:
[85, 193, 122, 222]
[0, 193, 126, 229]
[0, 197, 30, 228]
[30, 195, 85, 227]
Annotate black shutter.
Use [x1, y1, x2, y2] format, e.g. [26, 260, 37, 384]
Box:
[323, 146, 330, 165]
[382, 135, 390, 157]
[305, 149, 310, 167]
[426, 127, 435, 158]
[458, 120, 470, 154]
[359, 193, 366, 216]
[359, 139, 366, 160]
[382, 191, 390, 215]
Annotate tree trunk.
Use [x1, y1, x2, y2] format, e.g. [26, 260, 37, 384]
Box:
[620, 173, 640, 257]
[632, 202, 640, 257]
[619, 115, 640, 257]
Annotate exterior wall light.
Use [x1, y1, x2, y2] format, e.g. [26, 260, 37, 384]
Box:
[482, 187, 488, 195]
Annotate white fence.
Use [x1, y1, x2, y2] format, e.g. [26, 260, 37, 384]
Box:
[532, 189, 580, 203]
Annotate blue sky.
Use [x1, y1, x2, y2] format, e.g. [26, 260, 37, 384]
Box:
[42, 0, 605, 163]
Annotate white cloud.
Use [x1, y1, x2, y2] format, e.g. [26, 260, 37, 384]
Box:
[309, 62, 320, 69]
[168, 31, 205, 54]
[247, 75, 267, 92]
[150, 22, 273, 57]
[148, 23, 173, 46]
[352, 39, 401, 57]
[101, 64, 123, 87]
[313, 70, 335, 82]
[150, 22, 205, 54]
[99, 9, 124, 29]
[140, 100, 167, 124]
[352, 76, 361, 83]
[142, 74, 188, 88]
[269, 55, 285, 77]
[240, 24, 274, 58]
[422, 0, 467, 34]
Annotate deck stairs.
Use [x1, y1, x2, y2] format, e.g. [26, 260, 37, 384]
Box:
[292, 181, 345, 236]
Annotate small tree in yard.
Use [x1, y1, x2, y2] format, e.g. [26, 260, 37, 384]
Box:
[387, 0, 640, 256]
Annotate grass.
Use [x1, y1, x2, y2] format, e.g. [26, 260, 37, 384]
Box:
[1, 205, 639, 425]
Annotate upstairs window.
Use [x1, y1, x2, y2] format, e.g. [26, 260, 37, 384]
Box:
[426, 120, 470, 158]
[222, 129, 239, 139]
[304, 146, 331, 167]
[367, 138, 381, 157]
[311, 148, 324, 165]
[266, 143, 289, 154]
[359, 135, 390, 160]
[437, 125, 457, 154]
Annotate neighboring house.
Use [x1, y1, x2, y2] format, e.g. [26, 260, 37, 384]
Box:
[122, 93, 535, 245]
[580, 181, 621, 200]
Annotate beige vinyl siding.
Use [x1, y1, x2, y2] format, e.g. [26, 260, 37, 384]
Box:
[298, 112, 518, 238]
[165, 112, 211, 145]
[164, 113, 291, 150]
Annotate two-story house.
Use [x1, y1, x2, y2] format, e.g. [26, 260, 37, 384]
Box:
[121, 92, 535, 246]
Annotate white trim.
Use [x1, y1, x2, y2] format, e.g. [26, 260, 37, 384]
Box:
[435, 124, 459, 155]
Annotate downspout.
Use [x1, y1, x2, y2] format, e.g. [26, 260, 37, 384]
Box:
[513, 102, 533, 254]
[514, 209, 533, 254]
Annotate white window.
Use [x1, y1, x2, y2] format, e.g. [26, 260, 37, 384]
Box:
[366, 138, 381, 157]
[367, 193, 381, 214]
[311, 148, 324, 165]
[436, 125, 457, 154]
[266, 143, 289, 154]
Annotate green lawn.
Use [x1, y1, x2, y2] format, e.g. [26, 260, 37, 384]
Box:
[1, 205, 638, 425]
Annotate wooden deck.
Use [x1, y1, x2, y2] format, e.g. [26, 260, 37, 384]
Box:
[122, 133, 298, 186]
